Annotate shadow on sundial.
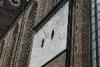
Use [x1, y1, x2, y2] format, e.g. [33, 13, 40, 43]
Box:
[0, 0, 29, 38]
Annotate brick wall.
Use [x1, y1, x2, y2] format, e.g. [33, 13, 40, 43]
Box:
[34, 0, 53, 27]
[70, 0, 91, 67]
[0, 0, 37, 67]
[43, 52, 66, 67]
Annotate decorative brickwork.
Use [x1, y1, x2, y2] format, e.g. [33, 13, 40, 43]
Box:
[0, 0, 37, 67]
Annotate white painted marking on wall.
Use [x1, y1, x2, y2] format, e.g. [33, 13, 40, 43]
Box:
[29, 2, 69, 67]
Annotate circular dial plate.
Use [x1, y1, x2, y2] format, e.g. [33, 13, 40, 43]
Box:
[9, 0, 20, 6]
[9, 0, 29, 7]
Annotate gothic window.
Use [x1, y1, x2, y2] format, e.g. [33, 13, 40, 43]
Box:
[92, 59, 97, 67]
[92, 24, 95, 32]
[92, 49, 96, 59]
[91, 8, 95, 16]
[90, 0, 100, 67]
[91, 16, 95, 24]
[92, 32, 96, 40]
[91, 0, 97, 67]
[92, 40, 96, 50]
[92, 1, 95, 9]
[98, 29, 100, 37]
[98, 20, 100, 28]
[98, 38, 100, 46]
[97, 12, 100, 20]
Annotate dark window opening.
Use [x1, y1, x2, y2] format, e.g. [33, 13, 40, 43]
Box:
[41, 39, 44, 48]
[76, 4, 79, 9]
[51, 30, 54, 40]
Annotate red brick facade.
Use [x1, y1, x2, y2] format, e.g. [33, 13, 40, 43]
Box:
[70, 0, 91, 67]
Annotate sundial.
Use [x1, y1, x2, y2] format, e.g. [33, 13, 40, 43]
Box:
[29, 2, 69, 67]
[9, 0, 20, 6]
[8, 0, 29, 7]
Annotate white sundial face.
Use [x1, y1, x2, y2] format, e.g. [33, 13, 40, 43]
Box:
[9, 0, 20, 7]
[29, 2, 69, 67]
